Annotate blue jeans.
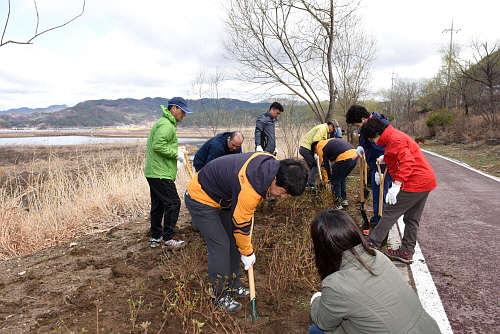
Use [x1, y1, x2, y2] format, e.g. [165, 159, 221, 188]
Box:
[330, 157, 358, 202]
[308, 324, 324, 334]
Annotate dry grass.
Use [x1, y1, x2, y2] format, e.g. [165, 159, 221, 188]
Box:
[0, 142, 193, 260]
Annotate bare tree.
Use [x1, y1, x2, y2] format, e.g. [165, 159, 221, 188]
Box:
[458, 40, 500, 127]
[276, 100, 312, 158]
[383, 77, 422, 133]
[189, 66, 234, 137]
[333, 11, 376, 115]
[1, 0, 86, 47]
[222, 0, 375, 123]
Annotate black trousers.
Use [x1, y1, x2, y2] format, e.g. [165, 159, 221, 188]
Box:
[299, 146, 318, 186]
[146, 178, 181, 241]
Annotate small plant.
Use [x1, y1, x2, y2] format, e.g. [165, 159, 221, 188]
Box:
[127, 290, 145, 330]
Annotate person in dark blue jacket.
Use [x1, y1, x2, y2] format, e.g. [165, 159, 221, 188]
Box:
[345, 105, 392, 228]
[193, 131, 244, 172]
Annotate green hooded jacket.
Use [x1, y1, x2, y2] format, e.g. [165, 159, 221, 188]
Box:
[144, 105, 179, 180]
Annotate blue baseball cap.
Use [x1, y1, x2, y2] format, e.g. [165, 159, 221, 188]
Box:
[168, 97, 194, 113]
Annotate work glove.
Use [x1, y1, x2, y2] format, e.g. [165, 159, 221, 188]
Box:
[377, 155, 385, 164]
[385, 183, 401, 205]
[176, 151, 185, 165]
[256, 145, 263, 152]
[374, 172, 380, 185]
[310, 292, 322, 304]
[241, 253, 256, 270]
[356, 146, 365, 157]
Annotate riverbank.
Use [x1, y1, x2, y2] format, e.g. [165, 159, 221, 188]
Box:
[0, 127, 255, 139]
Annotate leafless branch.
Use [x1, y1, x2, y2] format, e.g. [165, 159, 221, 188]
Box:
[1, 0, 86, 47]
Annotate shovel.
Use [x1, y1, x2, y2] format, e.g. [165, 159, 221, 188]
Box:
[183, 153, 198, 231]
[247, 216, 268, 321]
[359, 156, 370, 231]
[375, 160, 389, 247]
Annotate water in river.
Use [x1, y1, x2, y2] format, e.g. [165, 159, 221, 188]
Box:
[0, 136, 207, 147]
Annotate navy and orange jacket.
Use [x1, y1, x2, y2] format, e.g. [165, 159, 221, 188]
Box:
[187, 152, 279, 256]
[316, 138, 357, 183]
[378, 125, 437, 192]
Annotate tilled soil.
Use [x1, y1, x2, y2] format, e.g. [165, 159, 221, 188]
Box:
[0, 201, 329, 334]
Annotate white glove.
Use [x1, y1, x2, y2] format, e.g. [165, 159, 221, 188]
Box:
[241, 253, 256, 270]
[374, 172, 380, 185]
[385, 183, 401, 205]
[377, 155, 385, 164]
[310, 292, 322, 304]
[314, 154, 318, 160]
[256, 145, 263, 152]
[356, 146, 365, 157]
[176, 152, 185, 165]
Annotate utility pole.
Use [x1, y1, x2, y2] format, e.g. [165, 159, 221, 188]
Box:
[389, 68, 397, 116]
[442, 19, 460, 108]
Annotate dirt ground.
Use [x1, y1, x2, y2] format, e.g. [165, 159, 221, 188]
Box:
[0, 193, 363, 334]
[0, 144, 368, 334]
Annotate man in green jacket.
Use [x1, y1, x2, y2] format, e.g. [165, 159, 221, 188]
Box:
[144, 97, 193, 249]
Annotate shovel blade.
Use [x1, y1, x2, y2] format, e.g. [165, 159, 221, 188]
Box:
[247, 298, 268, 322]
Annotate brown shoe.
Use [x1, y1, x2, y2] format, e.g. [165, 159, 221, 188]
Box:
[385, 248, 413, 264]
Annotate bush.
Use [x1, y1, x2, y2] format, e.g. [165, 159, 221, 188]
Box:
[426, 109, 455, 129]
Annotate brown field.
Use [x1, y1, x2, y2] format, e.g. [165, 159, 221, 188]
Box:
[0, 134, 368, 333]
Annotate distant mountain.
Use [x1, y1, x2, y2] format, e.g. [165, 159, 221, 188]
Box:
[0, 97, 271, 128]
[0, 104, 68, 114]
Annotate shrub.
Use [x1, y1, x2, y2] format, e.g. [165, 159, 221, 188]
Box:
[426, 109, 455, 130]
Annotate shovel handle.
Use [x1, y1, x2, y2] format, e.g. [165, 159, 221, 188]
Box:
[184, 152, 194, 178]
[376, 160, 387, 216]
[359, 156, 365, 202]
[248, 265, 256, 300]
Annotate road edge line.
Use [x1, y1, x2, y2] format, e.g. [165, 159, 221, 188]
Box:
[422, 149, 500, 182]
[397, 217, 454, 334]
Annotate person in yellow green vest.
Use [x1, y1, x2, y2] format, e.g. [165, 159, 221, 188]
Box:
[299, 122, 335, 188]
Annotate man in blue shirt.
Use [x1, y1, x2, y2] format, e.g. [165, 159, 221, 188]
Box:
[345, 105, 392, 228]
[193, 131, 244, 172]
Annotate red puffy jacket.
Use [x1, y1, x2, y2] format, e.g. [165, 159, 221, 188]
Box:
[378, 125, 437, 192]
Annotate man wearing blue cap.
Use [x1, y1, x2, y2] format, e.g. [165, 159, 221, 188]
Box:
[144, 97, 194, 249]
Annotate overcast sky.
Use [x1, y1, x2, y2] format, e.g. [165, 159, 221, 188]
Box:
[0, 0, 498, 111]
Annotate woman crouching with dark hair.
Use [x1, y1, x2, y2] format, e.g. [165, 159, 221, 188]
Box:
[308, 210, 441, 334]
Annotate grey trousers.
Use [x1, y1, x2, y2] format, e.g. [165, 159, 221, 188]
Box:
[184, 193, 243, 297]
[370, 190, 431, 255]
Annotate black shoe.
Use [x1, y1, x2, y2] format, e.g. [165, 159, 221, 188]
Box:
[232, 287, 250, 298]
[215, 295, 242, 313]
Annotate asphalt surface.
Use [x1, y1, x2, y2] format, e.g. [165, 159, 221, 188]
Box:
[417, 151, 500, 334]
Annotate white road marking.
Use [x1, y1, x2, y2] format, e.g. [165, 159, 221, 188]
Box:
[423, 149, 500, 182]
[396, 217, 454, 334]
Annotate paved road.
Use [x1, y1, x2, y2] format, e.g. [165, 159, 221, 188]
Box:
[419, 151, 500, 334]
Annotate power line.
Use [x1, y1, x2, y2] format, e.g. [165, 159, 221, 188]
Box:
[411, 35, 446, 66]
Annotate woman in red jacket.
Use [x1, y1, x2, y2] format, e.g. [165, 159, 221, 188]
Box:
[359, 118, 437, 264]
